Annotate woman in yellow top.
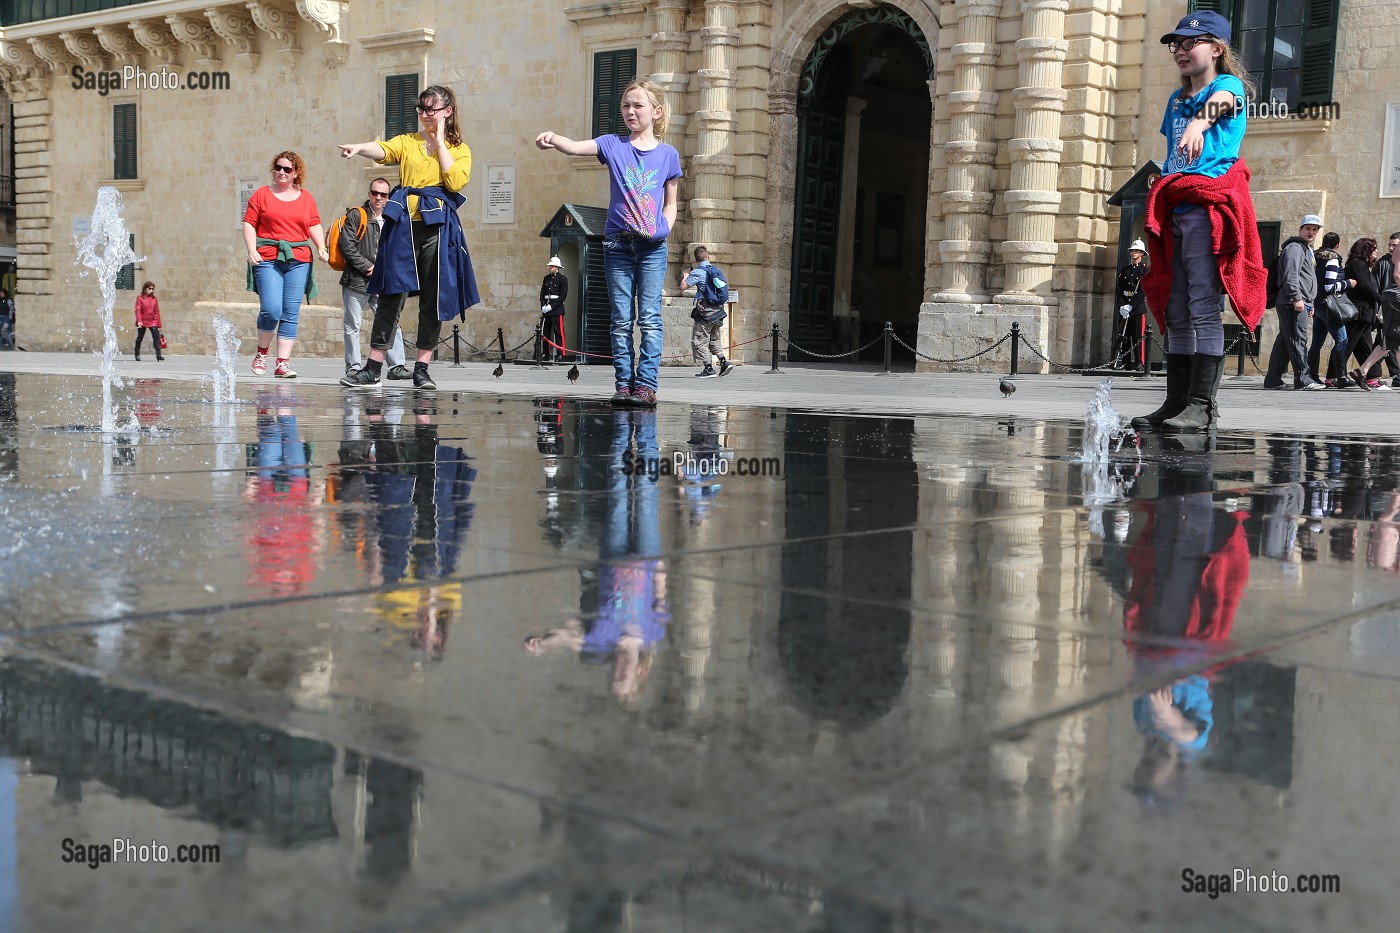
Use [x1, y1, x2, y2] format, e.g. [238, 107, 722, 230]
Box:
[338, 84, 473, 391]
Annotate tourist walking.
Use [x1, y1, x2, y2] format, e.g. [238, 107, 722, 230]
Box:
[683, 245, 733, 378]
[1263, 216, 1324, 390]
[133, 280, 164, 362]
[1306, 232, 1353, 387]
[242, 151, 327, 379]
[1135, 12, 1265, 432]
[338, 84, 480, 392]
[339, 177, 410, 380]
[1350, 235, 1392, 390]
[535, 78, 682, 407]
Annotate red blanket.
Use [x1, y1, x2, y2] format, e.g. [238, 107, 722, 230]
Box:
[1141, 160, 1267, 332]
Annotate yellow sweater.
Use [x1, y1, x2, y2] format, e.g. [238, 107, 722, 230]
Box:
[377, 133, 472, 220]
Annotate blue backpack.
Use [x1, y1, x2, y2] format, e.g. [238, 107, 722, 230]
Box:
[699, 264, 729, 307]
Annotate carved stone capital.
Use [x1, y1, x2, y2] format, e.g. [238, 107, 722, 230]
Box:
[205, 7, 260, 70]
[247, 1, 301, 60]
[60, 32, 108, 73]
[166, 15, 222, 65]
[129, 20, 182, 67]
[27, 36, 76, 74]
[94, 25, 143, 69]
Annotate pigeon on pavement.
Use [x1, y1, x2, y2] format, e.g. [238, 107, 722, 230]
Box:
[493, 363, 504, 379]
[999, 378, 1016, 397]
[567, 364, 579, 384]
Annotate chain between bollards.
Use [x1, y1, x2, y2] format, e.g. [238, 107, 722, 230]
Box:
[764, 322, 783, 374]
[877, 321, 896, 376]
[1009, 321, 1020, 376]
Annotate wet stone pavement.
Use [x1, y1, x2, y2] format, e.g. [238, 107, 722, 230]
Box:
[1, 370, 1399, 931]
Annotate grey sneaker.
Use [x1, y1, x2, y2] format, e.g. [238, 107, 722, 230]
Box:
[696, 365, 717, 378]
[341, 366, 382, 388]
[412, 367, 437, 390]
[386, 364, 412, 380]
[718, 360, 734, 377]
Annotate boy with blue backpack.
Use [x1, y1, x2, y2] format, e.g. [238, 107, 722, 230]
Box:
[683, 246, 733, 378]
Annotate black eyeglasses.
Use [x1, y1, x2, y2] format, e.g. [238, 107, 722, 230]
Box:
[273, 164, 295, 173]
[415, 104, 449, 115]
[368, 190, 390, 198]
[1167, 37, 1214, 54]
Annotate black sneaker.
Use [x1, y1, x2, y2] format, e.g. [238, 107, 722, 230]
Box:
[413, 367, 437, 390]
[695, 365, 717, 378]
[718, 360, 734, 377]
[387, 365, 412, 380]
[341, 366, 382, 388]
[345, 364, 361, 377]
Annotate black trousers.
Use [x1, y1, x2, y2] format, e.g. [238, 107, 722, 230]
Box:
[135, 326, 163, 358]
[542, 313, 565, 357]
[1351, 323, 1399, 379]
[371, 222, 442, 355]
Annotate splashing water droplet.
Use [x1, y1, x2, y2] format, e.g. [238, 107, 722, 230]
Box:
[75, 187, 143, 435]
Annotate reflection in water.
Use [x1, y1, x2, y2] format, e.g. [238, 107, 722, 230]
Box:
[245, 397, 321, 596]
[677, 406, 730, 527]
[778, 415, 914, 727]
[0, 372, 16, 481]
[1123, 442, 1249, 805]
[331, 397, 477, 658]
[527, 409, 670, 704]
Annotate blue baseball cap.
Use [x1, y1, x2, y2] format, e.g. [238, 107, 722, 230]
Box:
[1161, 11, 1231, 46]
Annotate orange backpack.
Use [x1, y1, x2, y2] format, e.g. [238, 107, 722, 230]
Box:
[325, 206, 368, 272]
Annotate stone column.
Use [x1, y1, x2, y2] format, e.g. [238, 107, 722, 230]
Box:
[935, 0, 1002, 303]
[996, 0, 1069, 303]
[690, 0, 738, 267]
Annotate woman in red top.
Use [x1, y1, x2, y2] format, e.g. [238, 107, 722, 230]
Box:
[241, 151, 328, 379]
[133, 280, 163, 362]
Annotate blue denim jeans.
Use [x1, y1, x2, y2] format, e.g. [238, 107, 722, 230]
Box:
[1165, 208, 1225, 356]
[605, 410, 661, 560]
[254, 414, 308, 478]
[603, 235, 667, 391]
[253, 259, 310, 339]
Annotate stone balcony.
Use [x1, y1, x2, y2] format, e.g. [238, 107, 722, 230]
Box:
[0, 0, 349, 99]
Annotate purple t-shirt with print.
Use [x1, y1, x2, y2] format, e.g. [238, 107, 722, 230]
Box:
[594, 134, 683, 240]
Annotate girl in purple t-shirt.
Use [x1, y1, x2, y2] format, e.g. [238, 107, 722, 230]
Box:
[535, 79, 682, 408]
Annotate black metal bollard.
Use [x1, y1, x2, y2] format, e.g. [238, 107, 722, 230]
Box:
[1141, 322, 1155, 377]
[1235, 333, 1247, 377]
[877, 321, 895, 376]
[1010, 321, 1020, 376]
[764, 323, 783, 374]
[532, 321, 546, 368]
[496, 327, 507, 362]
[451, 324, 462, 367]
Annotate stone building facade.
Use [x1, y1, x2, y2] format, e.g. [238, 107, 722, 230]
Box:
[0, 0, 1394, 369]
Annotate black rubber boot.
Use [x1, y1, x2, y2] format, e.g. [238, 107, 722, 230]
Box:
[1162, 354, 1225, 432]
[1130, 353, 1192, 430]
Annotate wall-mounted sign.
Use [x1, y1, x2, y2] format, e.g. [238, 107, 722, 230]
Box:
[1383, 103, 1400, 199]
[484, 164, 515, 223]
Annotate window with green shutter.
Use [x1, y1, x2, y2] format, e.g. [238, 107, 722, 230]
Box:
[113, 103, 136, 180]
[384, 73, 420, 139]
[591, 49, 638, 138]
[1189, 0, 1339, 108]
[116, 234, 135, 291]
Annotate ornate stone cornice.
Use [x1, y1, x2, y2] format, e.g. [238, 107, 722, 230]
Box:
[0, 41, 46, 99]
[246, 1, 301, 60]
[204, 7, 260, 71]
[296, 0, 349, 61]
[564, 1, 647, 23]
[359, 28, 435, 53]
[60, 31, 107, 72]
[93, 25, 143, 68]
[128, 20, 182, 67]
[26, 36, 75, 73]
[165, 14, 222, 65]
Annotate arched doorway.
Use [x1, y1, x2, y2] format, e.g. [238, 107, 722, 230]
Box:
[789, 7, 933, 362]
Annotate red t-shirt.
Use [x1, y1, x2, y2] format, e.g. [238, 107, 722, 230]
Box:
[243, 187, 321, 263]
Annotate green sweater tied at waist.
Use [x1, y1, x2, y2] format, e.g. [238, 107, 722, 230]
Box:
[246, 237, 318, 301]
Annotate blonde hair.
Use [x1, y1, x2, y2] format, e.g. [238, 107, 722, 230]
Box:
[1180, 39, 1258, 103]
[621, 77, 670, 139]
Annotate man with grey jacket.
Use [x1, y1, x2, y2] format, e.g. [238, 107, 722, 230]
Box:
[341, 178, 409, 379]
[1264, 215, 1324, 390]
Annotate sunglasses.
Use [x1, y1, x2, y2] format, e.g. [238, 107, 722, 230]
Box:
[368, 190, 390, 198]
[273, 164, 295, 173]
[1167, 37, 1215, 54]
[415, 104, 449, 115]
